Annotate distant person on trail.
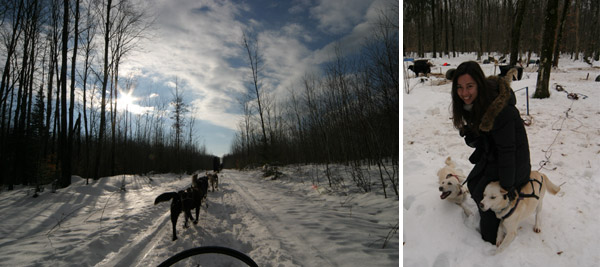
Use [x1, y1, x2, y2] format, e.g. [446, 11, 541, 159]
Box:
[450, 61, 532, 245]
[213, 157, 220, 173]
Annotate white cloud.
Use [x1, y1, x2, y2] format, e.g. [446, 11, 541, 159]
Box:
[310, 0, 373, 34]
[288, 0, 312, 14]
[308, 0, 391, 66]
[119, 0, 384, 137]
[123, 0, 248, 131]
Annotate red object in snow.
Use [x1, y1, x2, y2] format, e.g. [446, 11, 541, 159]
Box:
[443, 63, 449, 66]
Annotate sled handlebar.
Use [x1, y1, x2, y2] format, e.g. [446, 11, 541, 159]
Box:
[157, 246, 258, 267]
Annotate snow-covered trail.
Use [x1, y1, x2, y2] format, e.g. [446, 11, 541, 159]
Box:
[227, 171, 335, 266]
[0, 168, 398, 266]
[140, 169, 398, 266]
[226, 170, 398, 266]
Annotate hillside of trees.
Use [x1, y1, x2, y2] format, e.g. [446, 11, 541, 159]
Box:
[0, 0, 215, 191]
[223, 4, 399, 196]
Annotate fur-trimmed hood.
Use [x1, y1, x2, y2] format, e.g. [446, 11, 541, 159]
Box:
[479, 76, 515, 132]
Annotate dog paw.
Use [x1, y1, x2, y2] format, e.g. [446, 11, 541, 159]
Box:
[533, 227, 541, 233]
[483, 247, 496, 256]
[463, 209, 473, 216]
[493, 248, 504, 255]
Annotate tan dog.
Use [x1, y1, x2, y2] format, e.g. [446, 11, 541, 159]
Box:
[437, 157, 471, 216]
[206, 171, 219, 192]
[479, 171, 561, 254]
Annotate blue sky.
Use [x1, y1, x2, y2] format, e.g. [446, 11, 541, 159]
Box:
[117, 0, 391, 157]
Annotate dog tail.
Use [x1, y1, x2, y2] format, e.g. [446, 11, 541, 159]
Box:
[154, 192, 177, 205]
[544, 174, 561, 195]
[445, 156, 455, 168]
[504, 68, 518, 83]
[192, 174, 199, 188]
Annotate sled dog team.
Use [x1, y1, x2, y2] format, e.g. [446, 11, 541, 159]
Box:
[154, 171, 219, 241]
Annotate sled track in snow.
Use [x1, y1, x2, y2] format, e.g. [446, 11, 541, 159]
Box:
[95, 206, 171, 266]
[229, 174, 338, 267]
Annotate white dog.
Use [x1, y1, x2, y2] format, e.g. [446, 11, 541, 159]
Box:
[479, 171, 560, 254]
[437, 157, 471, 216]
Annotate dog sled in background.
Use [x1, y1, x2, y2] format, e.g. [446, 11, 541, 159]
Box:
[261, 163, 283, 179]
[437, 157, 472, 216]
[154, 173, 209, 241]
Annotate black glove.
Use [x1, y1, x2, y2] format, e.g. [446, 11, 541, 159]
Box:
[504, 186, 518, 201]
[460, 127, 480, 148]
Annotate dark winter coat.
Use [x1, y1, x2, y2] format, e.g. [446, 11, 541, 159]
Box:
[464, 76, 531, 191]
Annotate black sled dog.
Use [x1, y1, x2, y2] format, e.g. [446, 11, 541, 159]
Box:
[191, 174, 209, 220]
[154, 174, 209, 241]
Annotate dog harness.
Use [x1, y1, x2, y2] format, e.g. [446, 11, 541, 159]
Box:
[518, 176, 544, 200]
[501, 176, 545, 219]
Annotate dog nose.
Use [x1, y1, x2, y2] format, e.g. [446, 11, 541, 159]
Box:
[439, 187, 443, 191]
[478, 202, 484, 209]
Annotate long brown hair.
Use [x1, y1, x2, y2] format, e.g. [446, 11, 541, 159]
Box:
[451, 61, 498, 133]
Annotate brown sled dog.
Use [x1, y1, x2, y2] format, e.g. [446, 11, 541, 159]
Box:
[206, 171, 219, 192]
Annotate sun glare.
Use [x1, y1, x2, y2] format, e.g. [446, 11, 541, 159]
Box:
[116, 90, 153, 114]
[118, 91, 137, 110]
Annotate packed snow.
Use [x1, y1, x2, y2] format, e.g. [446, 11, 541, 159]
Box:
[403, 53, 600, 266]
[0, 165, 399, 266]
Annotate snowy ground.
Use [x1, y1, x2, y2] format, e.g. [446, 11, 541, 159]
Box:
[403, 54, 600, 266]
[0, 166, 399, 266]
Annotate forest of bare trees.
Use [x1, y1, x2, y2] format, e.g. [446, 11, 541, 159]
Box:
[0, 0, 215, 191]
[223, 4, 399, 196]
[403, 0, 600, 63]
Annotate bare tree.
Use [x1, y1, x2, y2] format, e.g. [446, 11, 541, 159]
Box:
[59, 0, 70, 188]
[0, 0, 25, 189]
[242, 31, 269, 162]
[574, 0, 580, 60]
[534, 0, 559, 99]
[44, 0, 60, 157]
[80, 0, 98, 181]
[553, 0, 572, 67]
[431, 0, 437, 58]
[510, 0, 528, 66]
[94, 0, 112, 180]
[170, 77, 187, 153]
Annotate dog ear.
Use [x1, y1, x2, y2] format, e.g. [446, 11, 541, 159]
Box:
[499, 187, 508, 195]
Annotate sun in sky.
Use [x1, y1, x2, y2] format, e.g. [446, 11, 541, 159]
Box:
[117, 89, 152, 114]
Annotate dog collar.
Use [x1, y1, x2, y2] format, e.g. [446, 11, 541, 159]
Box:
[446, 174, 461, 182]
